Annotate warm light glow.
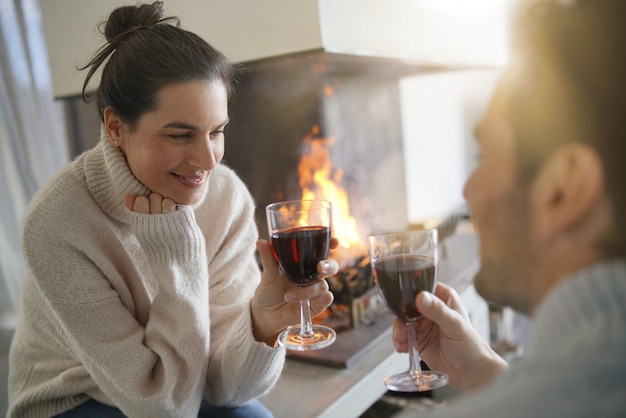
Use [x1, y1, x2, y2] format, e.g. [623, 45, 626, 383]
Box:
[297, 126, 367, 265]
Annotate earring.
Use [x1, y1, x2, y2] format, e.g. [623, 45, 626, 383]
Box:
[113, 141, 118, 146]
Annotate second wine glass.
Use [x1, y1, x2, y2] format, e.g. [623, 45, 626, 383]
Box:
[368, 228, 448, 392]
[266, 199, 336, 351]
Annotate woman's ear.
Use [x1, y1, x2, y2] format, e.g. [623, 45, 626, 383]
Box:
[103, 107, 124, 147]
[531, 143, 605, 241]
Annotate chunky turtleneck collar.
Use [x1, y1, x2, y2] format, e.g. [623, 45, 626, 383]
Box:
[77, 133, 150, 225]
[76, 130, 212, 224]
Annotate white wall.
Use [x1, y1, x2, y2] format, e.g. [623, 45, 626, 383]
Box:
[400, 69, 501, 226]
[40, 0, 511, 98]
[40, 0, 324, 98]
[318, 0, 509, 65]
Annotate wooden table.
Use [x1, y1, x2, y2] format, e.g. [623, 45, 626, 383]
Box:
[260, 232, 485, 418]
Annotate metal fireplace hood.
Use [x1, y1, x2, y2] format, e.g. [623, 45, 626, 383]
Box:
[40, 0, 510, 99]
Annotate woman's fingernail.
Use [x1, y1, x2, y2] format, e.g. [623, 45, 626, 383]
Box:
[284, 292, 296, 303]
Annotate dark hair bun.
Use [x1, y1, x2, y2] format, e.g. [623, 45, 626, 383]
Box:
[103, 1, 165, 42]
[81, 0, 235, 118]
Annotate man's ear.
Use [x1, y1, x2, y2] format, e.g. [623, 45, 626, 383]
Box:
[531, 143, 605, 240]
[103, 107, 124, 147]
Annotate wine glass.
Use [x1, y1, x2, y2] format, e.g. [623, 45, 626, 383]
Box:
[368, 228, 448, 392]
[266, 199, 336, 351]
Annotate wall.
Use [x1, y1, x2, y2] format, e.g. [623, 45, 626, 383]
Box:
[400, 68, 501, 225]
[39, 0, 511, 98]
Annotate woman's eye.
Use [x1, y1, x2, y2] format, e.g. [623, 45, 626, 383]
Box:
[210, 130, 225, 138]
[168, 133, 192, 140]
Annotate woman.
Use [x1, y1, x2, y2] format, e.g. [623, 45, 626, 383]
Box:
[7, 2, 336, 417]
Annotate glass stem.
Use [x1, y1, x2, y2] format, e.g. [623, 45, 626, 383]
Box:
[406, 321, 424, 385]
[300, 299, 314, 337]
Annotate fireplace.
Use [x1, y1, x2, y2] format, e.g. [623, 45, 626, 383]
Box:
[225, 50, 451, 241]
[223, 50, 460, 330]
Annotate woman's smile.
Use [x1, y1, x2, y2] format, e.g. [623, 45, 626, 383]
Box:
[172, 172, 207, 188]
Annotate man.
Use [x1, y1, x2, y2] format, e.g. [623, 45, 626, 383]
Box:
[392, 0, 626, 416]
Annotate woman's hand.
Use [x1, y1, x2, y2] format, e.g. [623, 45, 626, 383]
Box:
[392, 282, 508, 393]
[125, 193, 177, 214]
[250, 238, 339, 346]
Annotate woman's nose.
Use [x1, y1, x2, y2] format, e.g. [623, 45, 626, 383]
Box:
[190, 137, 218, 170]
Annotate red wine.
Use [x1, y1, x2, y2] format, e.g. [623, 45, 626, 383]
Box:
[271, 226, 331, 285]
[373, 254, 436, 321]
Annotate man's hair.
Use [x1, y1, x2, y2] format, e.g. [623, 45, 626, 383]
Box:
[507, 0, 626, 255]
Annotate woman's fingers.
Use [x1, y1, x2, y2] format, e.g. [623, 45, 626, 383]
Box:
[283, 278, 331, 304]
[256, 239, 280, 277]
[162, 198, 176, 213]
[317, 258, 339, 277]
[125, 193, 178, 214]
[149, 193, 162, 213]
[133, 196, 150, 213]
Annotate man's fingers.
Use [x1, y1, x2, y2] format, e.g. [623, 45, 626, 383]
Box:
[416, 290, 464, 332]
[392, 317, 408, 352]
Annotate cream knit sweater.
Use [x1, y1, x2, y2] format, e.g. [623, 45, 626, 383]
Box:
[8, 138, 285, 418]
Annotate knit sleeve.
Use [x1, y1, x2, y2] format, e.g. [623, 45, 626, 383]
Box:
[20, 176, 211, 418]
[195, 166, 286, 406]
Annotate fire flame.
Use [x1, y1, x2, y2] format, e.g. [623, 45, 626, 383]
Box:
[297, 125, 367, 265]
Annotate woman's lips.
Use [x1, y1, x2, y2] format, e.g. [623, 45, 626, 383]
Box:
[173, 173, 206, 188]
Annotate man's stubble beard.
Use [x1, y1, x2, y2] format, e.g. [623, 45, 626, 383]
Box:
[473, 187, 536, 315]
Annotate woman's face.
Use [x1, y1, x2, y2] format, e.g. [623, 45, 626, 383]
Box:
[108, 79, 229, 206]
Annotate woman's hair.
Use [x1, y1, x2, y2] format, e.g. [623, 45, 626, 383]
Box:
[507, 0, 626, 255]
[80, 1, 240, 126]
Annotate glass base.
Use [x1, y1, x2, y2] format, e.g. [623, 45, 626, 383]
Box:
[277, 324, 336, 351]
[384, 370, 448, 392]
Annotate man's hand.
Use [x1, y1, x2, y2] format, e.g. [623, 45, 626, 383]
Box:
[393, 282, 508, 392]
